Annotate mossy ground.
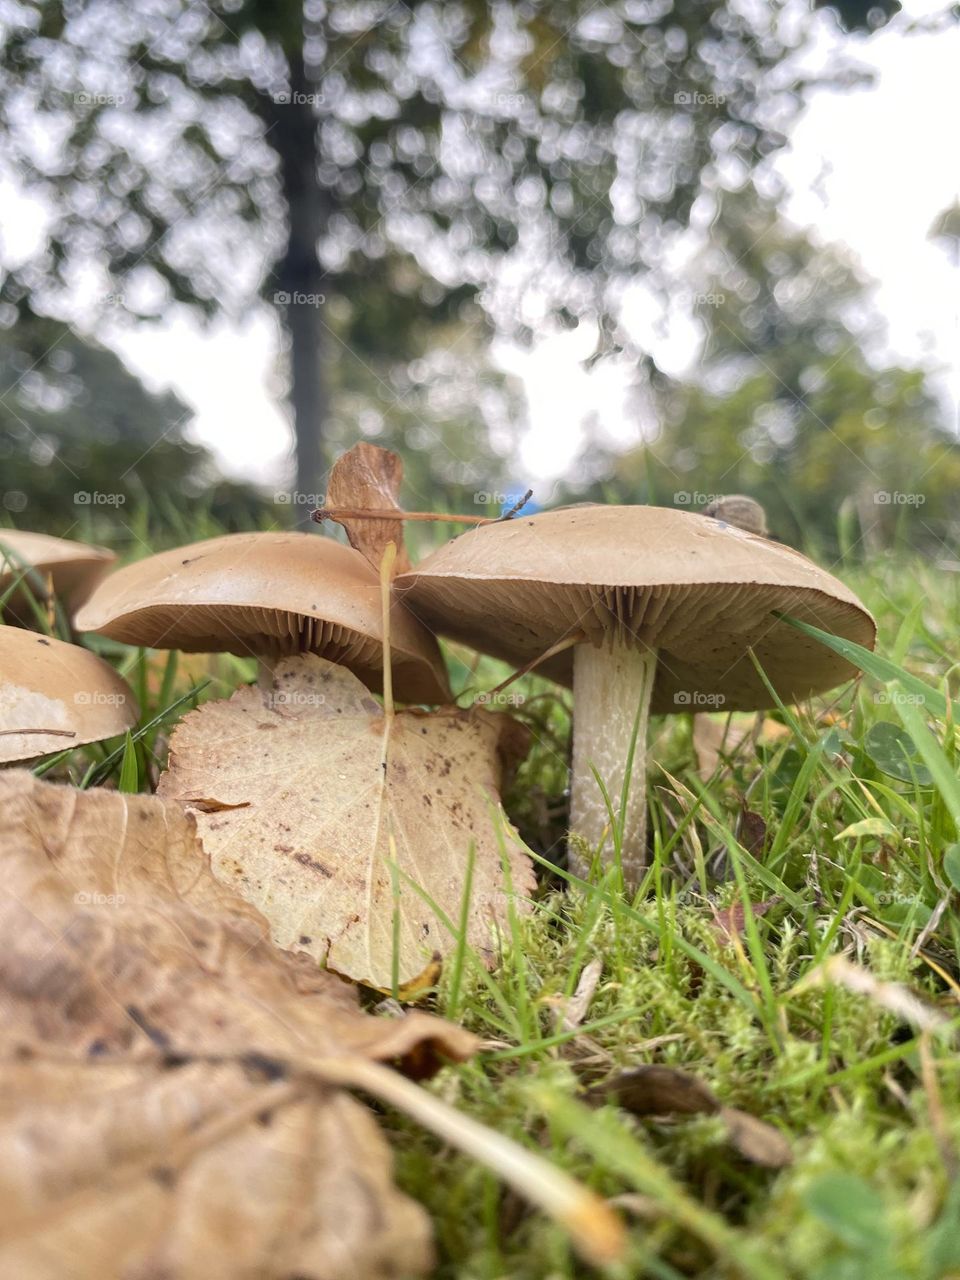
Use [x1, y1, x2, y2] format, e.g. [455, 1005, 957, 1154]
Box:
[15, 546, 960, 1279]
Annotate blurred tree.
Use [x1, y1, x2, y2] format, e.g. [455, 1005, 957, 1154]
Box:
[0, 308, 266, 535]
[0, 0, 891, 499]
[564, 196, 960, 555]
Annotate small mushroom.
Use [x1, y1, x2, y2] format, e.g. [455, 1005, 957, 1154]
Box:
[0, 627, 138, 763]
[397, 505, 875, 886]
[75, 531, 451, 704]
[702, 495, 769, 538]
[0, 530, 115, 626]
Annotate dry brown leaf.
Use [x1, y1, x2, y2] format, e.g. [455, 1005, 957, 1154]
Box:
[709, 898, 779, 943]
[587, 1064, 792, 1168]
[158, 653, 536, 990]
[0, 770, 480, 1280]
[556, 957, 604, 1033]
[588, 1065, 720, 1117]
[720, 1107, 793, 1169]
[324, 442, 412, 573]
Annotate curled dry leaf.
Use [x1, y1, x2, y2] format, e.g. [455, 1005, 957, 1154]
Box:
[323, 442, 412, 574]
[158, 653, 535, 990]
[588, 1065, 792, 1168]
[0, 770, 477, 1280]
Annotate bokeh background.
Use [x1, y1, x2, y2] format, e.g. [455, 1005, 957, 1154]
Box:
[1, 0, 957, 559]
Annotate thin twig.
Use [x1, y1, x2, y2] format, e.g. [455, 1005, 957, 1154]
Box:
[0, 727, 76, 739]
[485, 631, 586, 699]
[311, 491, 534, 529]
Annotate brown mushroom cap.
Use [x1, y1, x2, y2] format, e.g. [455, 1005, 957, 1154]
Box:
[0, 530, 115, 624]
[75, 532, 451, 705]
[0, 627, 138, 762]
[396, 505, 875, 713]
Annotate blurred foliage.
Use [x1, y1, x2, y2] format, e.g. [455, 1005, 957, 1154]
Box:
[0, 0, 952, 540]
[0, 0, 836, 330]
[562, 197, 960, 556]
[0, 0, 890, 488]
[0, 310, 269, 537]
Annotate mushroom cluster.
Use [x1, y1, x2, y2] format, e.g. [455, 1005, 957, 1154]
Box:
[2, 457, 875, 910]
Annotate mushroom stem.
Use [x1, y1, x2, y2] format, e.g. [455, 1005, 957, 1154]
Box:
[569, 638, 657, 889]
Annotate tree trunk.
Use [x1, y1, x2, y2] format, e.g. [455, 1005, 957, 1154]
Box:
[263, 51, 330, 512]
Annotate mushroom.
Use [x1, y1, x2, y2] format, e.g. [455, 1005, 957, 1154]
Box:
[75, 531, 451, 704]
[0, 530, 115, 626]
[702, 495, 769, 538]
[0, 626, 138, 763]
[396, 505, 875, 886]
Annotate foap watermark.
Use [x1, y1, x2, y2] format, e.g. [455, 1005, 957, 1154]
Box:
[75, 90, 126, 106]
[874, 690, 926, 707]
[874, 491, 925, 506]
[274, 491, 324, 506]
[673, 491, 722, 508]
[74, 891, 126, 907]
[268, 689, 326, 709]
[692, 292, 726, 308]
[273, 290, 325, 307]
[475, 691, 526, 707]
[473, 490, 529, 507]
[271, 90, 326, 106]
[74, 691, 127, 706]
[674, 691, 726, 708]
[674, 90, 726, 107]
[493, 91, 526, 109]
[74, 491, 126, 507]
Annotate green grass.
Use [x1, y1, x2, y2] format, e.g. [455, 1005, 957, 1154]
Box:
[7, 538, 960, 1278]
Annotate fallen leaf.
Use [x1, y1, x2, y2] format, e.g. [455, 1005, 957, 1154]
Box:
[588, 1065, 719, 1116]
[324, 442, 412, 574]
[588, 1065, 793, 1167]
[720, 1107, 793, 1168]
[0, 771, 624, 1273]
[709, 898, 779, 943]
[737, 805, 768, 857]
[0, 770, 474, 1279]
[158, 653, 536, 990]
[556, 957, 604, 1033]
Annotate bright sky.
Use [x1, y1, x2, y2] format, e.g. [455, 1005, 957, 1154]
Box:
[4, 2, 958, 488]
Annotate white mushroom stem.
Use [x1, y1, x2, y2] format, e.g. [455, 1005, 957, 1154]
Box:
[569, 637, 658, 889]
